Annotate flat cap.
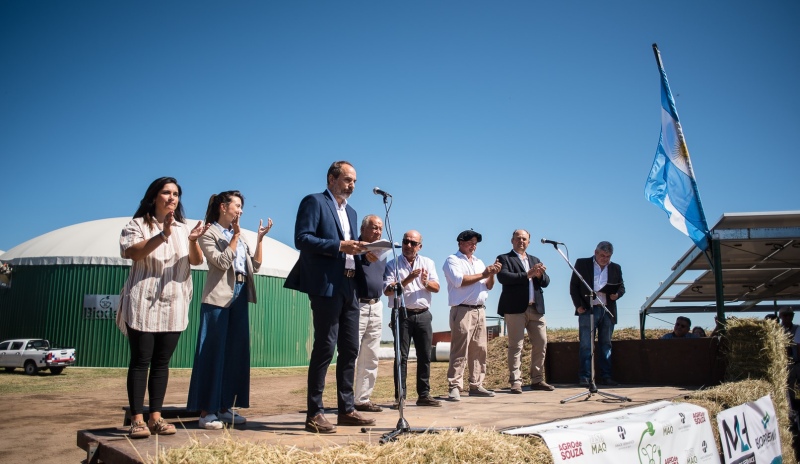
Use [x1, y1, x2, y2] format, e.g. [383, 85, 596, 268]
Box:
[457, 229, 482, 243]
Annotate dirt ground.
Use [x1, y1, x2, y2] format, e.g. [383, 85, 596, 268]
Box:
[0, 362, 398, 464]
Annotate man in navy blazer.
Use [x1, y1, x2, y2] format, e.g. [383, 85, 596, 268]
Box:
[569, 241, 625, 387]
[496, 229, 553, 394]
[284, 161, 375, 434]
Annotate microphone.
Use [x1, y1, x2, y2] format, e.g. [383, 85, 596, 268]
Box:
[541, 238, 564, 246]
[373, 187, 392, 197]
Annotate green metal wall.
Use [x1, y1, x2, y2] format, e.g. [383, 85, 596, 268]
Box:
[0, 265, 313, 368]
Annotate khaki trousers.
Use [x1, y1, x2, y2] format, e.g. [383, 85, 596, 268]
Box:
[447, 305, 487, 390]
[504, 307, 547, 386]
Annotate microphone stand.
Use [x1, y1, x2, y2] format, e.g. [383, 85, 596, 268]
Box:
[542, 242, 630, 404]
[366, 193, 460, 443]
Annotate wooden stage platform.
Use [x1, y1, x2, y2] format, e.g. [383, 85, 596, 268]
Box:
[77, 383, 692, 463]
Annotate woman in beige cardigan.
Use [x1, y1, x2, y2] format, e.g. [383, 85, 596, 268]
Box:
[187, 190, 272, 429]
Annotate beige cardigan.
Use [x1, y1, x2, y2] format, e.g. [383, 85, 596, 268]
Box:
[199, 225, 261, 307]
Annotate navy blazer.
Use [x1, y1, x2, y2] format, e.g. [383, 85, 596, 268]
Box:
[569, 257, 625, 323]
[496, 251, 550, 316]
[284, 190, 358, 298]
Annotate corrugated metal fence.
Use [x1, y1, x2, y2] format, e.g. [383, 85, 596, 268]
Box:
[0, 265, 313, 368]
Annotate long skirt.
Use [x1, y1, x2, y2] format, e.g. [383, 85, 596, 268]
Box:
[187, 282, 250, 412]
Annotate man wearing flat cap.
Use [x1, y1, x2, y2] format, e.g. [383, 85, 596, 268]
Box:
[442, 229, 502, 400]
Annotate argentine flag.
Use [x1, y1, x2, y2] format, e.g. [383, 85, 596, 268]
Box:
[645, 45, 710, 251]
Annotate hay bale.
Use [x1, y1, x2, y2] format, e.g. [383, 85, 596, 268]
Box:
[153, 428, 553, 464]
[717, 318, 795, 462]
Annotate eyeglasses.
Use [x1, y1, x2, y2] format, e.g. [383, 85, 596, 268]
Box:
[402, 239, 420, 247]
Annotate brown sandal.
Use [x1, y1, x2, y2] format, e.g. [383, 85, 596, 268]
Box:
[148, 418, 176, 435]
[129, 420, 151, 439]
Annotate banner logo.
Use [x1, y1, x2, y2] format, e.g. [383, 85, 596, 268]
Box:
[83, 294, 120, 320]
[638, 422, 661, 464]
[557, 441, 584, 460]
[590, 434, 607, 455]
[721, 414, 751, 456]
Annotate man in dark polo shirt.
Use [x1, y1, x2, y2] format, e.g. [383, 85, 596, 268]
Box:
[353, 214, 387, 412]
[384, 230, 442, 407]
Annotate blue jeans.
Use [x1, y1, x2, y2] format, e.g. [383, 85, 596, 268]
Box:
[187, 282, 250, 412]
[578, 306, 614, 380]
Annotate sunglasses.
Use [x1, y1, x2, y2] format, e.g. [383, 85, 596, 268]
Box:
[402, 239, 420, 247]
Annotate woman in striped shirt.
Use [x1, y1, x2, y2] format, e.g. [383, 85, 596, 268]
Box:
[117, 177, 207, 439]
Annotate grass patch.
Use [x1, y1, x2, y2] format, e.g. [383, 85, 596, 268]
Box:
[0, 367, 126, 395]
[0, 366, 308, 396]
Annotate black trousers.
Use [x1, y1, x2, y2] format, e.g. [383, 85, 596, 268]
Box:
[394, 309, 433, 399]
[307, 278, 360, 417]
[126, 325, 182, 416]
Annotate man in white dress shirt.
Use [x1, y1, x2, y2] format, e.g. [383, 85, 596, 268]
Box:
[441, 229, 502, 400]
[384, 230, 442, 407]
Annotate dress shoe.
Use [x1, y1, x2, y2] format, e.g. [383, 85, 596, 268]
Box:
[530, 381, 555, 391]
[305, 413, 336, 434]
[468, 386, 495, 397]
[416, 395, 442, 407]
[354, 401, 383, 413]
[509, 384, 523, 394]
[338, 410, 376, 426]
[598, 377, 619, 386]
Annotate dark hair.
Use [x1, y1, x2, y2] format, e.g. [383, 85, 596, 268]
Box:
[132, 177, 186, 229]
[327, 161, 353, 182]
[692, 326, 707, 337]
[676, 316, 692, 327]
[204, 191, 245, 224]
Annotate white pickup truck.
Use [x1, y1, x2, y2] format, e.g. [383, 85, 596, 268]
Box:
[0, 339, 76, 375]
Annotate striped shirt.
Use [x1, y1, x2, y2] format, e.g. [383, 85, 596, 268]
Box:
[116, 217, 194, 334]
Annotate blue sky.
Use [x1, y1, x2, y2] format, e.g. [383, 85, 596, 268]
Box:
[1, 1, 798, 340]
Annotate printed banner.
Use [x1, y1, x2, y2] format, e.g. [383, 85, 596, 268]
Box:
[83, 294, 120, 320]
[505, 400, 720, 464]
[716, 394, 782, 464]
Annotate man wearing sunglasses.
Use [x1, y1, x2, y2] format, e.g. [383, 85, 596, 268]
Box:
[384, 230, 442, 407]
[442, 229, 502, 400]
[661, 316, 697, 339]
